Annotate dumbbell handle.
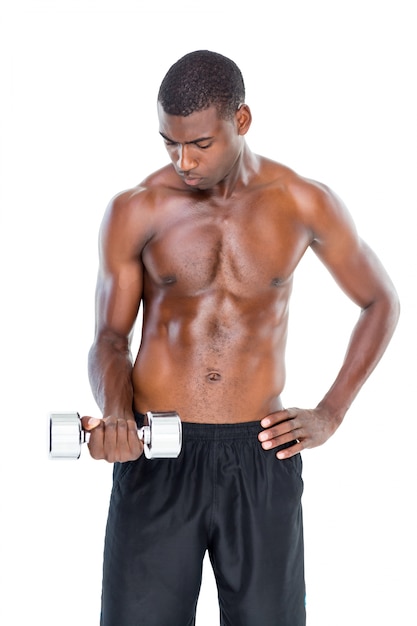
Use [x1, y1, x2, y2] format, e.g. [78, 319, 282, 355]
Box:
[49, 411, 182, 460]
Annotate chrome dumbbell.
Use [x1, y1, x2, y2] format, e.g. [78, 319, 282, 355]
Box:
[49, 411, 182, 460]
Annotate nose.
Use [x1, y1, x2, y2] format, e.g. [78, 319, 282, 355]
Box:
[177, 144, 198, 172]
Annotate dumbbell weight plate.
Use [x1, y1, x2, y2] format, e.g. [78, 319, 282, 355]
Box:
[142, 411, 182, 459]
[49, 412, 84, 459]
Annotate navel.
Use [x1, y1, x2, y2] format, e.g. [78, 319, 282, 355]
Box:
[206, 371, 222, 382]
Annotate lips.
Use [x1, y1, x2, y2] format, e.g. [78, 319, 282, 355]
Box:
[183, 176, 203, 187]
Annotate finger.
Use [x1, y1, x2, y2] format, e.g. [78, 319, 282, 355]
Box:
[115, 418, 143, 462]
[113, 418, 130, 462]
[260, 427, 302, 451]
[85, 418, 105, 459]
[260, 407, 298, 429]
[81, 416, 102, 431]
[258, 418, 297, 446]
[276, 439, 303, 460]
[101, 417, 118, 462]
[127, 419, 144, 458]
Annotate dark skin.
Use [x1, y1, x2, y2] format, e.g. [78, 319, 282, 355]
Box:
[84, 103, 400, 463]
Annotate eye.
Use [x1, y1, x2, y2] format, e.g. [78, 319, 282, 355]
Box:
[196, 142, 212, 150]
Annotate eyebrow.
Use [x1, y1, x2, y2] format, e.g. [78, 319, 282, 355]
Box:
[159, 132, 214, 145]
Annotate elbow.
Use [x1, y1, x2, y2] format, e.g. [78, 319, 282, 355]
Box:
[389, 287, 401, 330]
[365, 283, 400, 333]
[88, 328, 132, 384]
[383, 277, 401, 328]
[89, 327, 131, 358]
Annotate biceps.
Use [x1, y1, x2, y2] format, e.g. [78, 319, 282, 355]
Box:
[95, 264, 143, 337]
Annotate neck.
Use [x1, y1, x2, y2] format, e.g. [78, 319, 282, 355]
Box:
[211, 144, 259, 200]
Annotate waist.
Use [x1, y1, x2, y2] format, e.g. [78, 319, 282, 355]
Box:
[134, 410, 262, 441]
[132, 358, 285, 423]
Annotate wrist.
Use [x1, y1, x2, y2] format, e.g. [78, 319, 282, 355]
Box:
[315, 400, 346, 429]
[102, 405, 134, 421]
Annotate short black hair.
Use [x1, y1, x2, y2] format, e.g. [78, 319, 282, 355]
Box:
[158, 50, 245, 119]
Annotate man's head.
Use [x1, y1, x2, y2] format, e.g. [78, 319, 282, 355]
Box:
[158, 50, 245, 120]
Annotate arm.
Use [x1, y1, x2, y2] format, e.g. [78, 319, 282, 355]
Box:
[259, 183, 400, 458]
[85, 191, 146, 462]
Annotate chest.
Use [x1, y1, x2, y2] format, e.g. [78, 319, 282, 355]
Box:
[142, 200, 311, 295]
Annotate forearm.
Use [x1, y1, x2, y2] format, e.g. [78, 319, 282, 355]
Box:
[88, 331, 134, 419]
[317, 290, 400, 423]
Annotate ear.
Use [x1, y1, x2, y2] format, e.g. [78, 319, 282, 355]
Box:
[235, 104, 252, 136]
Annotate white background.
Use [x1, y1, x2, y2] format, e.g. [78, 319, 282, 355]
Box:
[0, 1, 415, 624]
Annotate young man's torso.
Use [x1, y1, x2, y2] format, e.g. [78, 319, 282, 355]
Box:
[128, 157, 316, 423]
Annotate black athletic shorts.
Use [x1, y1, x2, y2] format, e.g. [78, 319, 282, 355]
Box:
[100, 417, 306, 626]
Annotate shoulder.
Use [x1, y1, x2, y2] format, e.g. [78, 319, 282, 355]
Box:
[101, 165, 182, 239]
[260, 157, 340, 209]
[258, 157, 354, 235]
[107, 165, 178, 215]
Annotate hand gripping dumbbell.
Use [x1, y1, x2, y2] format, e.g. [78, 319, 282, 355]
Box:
[49, 411, 182, 460]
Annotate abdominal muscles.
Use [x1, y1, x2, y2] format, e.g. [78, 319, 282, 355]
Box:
[132, 290, 287, 423]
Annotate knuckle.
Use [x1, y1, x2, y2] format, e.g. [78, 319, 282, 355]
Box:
[105, 421, 117, 435]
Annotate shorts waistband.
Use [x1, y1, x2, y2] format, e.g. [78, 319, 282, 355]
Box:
[182, 420, 262, 441]
[134, 410, 262, 441]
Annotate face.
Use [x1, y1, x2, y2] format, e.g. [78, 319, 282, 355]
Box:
[158, 103, 250, 191]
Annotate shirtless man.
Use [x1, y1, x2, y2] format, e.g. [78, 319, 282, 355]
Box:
[85, 51, 399, 626]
